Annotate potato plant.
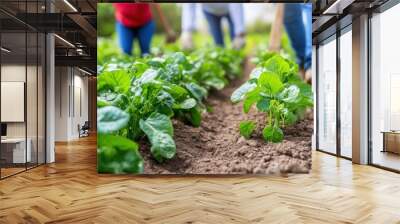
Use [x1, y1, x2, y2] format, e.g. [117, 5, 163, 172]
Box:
[97, 47, 244, 173]
[231, 52, 313, 143]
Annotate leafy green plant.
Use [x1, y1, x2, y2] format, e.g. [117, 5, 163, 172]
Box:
[98, 44, 244, 173]
[239, 121, 256, 139]
[97, 106, 143, 174]
[97, 106, 130, 133]
[98, 134, 144, 174]
[139, 112, 176, 162]
[188, 47, 244, 90]
[231, 53, 313, 143]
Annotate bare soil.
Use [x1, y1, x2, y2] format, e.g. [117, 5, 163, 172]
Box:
[139, 59, 313, 174]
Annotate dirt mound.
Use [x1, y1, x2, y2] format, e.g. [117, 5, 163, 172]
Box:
[139, 59, 313, 174]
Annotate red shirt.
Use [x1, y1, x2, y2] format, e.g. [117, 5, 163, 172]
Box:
[113, 3, 152, 28]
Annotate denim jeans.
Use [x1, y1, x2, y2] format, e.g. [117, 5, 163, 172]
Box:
[116, 20, 155, 56]
[203, 10, 235, 47]
[284, 3, 312, 70]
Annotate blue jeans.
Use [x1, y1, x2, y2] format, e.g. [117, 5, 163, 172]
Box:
[203, 10, 235, 47]
[116, 20, 155, 56]
[284, 3, 312, 70]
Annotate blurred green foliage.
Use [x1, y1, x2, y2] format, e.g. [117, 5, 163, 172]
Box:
[97, 3, 296, 61]
[152, 4, 182, 34]
[246, 19, 272, 34]
[98, 3, 115, 37]
[97, 3, 182, 38]
[98, 32, 295, 61]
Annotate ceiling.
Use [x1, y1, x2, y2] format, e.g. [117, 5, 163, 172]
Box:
[312, 0, 391, 44]
[0, 0, 97, 74]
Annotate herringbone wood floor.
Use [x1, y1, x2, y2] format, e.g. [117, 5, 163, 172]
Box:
[1, 135, 400, 224]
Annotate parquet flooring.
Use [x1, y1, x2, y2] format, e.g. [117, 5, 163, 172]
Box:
[1, 135, 400, 223]
[1, 167, 26, 178]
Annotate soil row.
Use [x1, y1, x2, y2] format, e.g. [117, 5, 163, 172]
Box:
[139, 59, 313, 174]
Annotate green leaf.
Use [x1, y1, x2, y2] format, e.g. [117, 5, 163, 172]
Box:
[155, 104, 174, 118]
[140, 112, 173, 136]
[259, 72, 284, 94]
[296, 96, 314, 108]
[139, 113, 176, 162]
[185, 83, 208, 102]
[97, 106, 129, 133]
[231, 81, 257, 103]
[262, 125, 284, 143]
[204, 76, 226, 90]
[132, 61, 149, 76]
[163, 83, 189, 101]
[249, 67, 265, 79]
[256, 97, 270, 112]
[97, 97, 111, 108]
[187, 107, 202, 127]
[97, 70, 130, 94]
[243, 97, 256, 113]
[279, 85, 300, 103]
[292, 81, 313, 98]
[168, 52, 188, 65]
[155, 90, 175, 117]
[136, 68, 159, 84]
[147, 57, 165, 68]
[283, 109, 297, 125]
[110, 94, 129, 109]
[175, 98, 197, 110]
[263, 55, 290, 77]
[97, 134, 143, 174]
[148, 132, 176, 163]
[243, 87, 261, 113]
[239, 121, 256, 139]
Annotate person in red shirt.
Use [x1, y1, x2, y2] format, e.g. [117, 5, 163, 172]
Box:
[114, 3, 176, 56]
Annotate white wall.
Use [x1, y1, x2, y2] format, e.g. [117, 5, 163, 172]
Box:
[1, 63, 46, 164]
[55, 66, 69, 141]
[54, 67, 89, 141]
[70, 72, 89, 139]
[1, 65, 29, 138]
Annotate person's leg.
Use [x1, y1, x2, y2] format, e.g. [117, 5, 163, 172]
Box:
[302, 3, 312, 71]
[283, 3, 312, 71]
[226, 14, 235, 41]
[116, 21, 135, 55]
[203, 10, 224, 46]
[137, 20, 155, 56]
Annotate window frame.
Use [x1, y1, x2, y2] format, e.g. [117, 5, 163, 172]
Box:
[315, 0, 400, 173]
[315, 23, 352, 161]
[367, 1, 400, 173]
[0, 0, 48, 180]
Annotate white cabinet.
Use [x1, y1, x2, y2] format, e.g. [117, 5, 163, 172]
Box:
[1, 138, 32, 163]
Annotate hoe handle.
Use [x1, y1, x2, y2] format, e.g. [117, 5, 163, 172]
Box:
[268, 4, 284, 53]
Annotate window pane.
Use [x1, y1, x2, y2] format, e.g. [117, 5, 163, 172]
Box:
[1, 30, 27, 177]
[318, 37, 337, 154]
[340, 29, 352, 158]
[371, 4, 400, 171]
